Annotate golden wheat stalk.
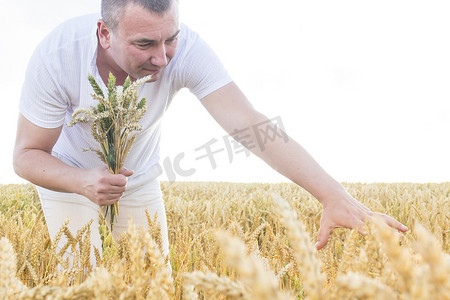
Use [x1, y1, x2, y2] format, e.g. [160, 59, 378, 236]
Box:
[143, 231, 174, 299]
[183, 271, 249, 299]
[123, 219, 174, 299]
[272, 194, 325, 300]
[125, 219, 146, 297]
[337, 230, 360, 275]
[0, 237, 27, 297]
[215, 230, 293, 300]
[370, 217, 420, 297]
[18, 267, 113, 300]
[181, 282, 198, 300]
[412, 223, 450, 300]
[334, 272, 397, 300]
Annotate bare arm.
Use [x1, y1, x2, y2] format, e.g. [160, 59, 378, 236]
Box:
[201, 82, 346, 199]
[201, 82, 408, 249]
[13, 114, 132, 206]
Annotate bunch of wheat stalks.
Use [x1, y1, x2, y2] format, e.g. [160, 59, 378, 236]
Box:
[68, 73, 151, 228]
[0, 182, 449, 299]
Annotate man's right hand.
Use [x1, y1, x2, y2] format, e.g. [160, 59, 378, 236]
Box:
[13, 115, 135, 204]
[81, 166, 134, 206]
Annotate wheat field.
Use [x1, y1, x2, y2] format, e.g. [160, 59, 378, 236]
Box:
[0, 181, 449, 299]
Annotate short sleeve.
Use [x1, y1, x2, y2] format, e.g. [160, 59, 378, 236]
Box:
[19, 48, 68, 129]
[177, 32, 232, 100]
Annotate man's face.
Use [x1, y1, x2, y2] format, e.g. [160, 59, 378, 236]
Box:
[104, 2, 180, 81]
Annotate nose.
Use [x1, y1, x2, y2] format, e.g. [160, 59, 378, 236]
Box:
[150, 44, 168, 67]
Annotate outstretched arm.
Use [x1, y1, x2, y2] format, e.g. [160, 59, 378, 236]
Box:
[201, 82, 408, 249]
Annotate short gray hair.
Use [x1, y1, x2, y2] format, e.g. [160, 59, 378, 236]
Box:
[101, 0, 174, 31]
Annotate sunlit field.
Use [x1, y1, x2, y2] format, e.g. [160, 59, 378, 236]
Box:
[1, 181, 449, 299]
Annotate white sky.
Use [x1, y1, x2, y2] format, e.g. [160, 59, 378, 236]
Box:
[0, 0, 449, 184]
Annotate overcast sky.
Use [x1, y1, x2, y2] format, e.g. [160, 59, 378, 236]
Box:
[0, 0, 449, 184]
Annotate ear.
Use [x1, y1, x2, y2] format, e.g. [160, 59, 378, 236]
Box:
[97, 19, 112, 49]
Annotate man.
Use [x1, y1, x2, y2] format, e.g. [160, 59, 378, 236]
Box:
[13, 0, 407, 262]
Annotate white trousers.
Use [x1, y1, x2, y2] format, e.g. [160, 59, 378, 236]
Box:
[37, 176, 169, 267]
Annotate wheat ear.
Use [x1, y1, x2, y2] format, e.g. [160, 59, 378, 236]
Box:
[183, 270, 249, 299]
[215, 230, 293, 300]
[272, 194, 325, 300]
[334, 272, 397, 300]
[0, 237, 27, 298]
[413, 223, 450, 300]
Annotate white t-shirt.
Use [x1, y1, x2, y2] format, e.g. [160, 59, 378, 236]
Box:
[20, 13, 232, 187]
